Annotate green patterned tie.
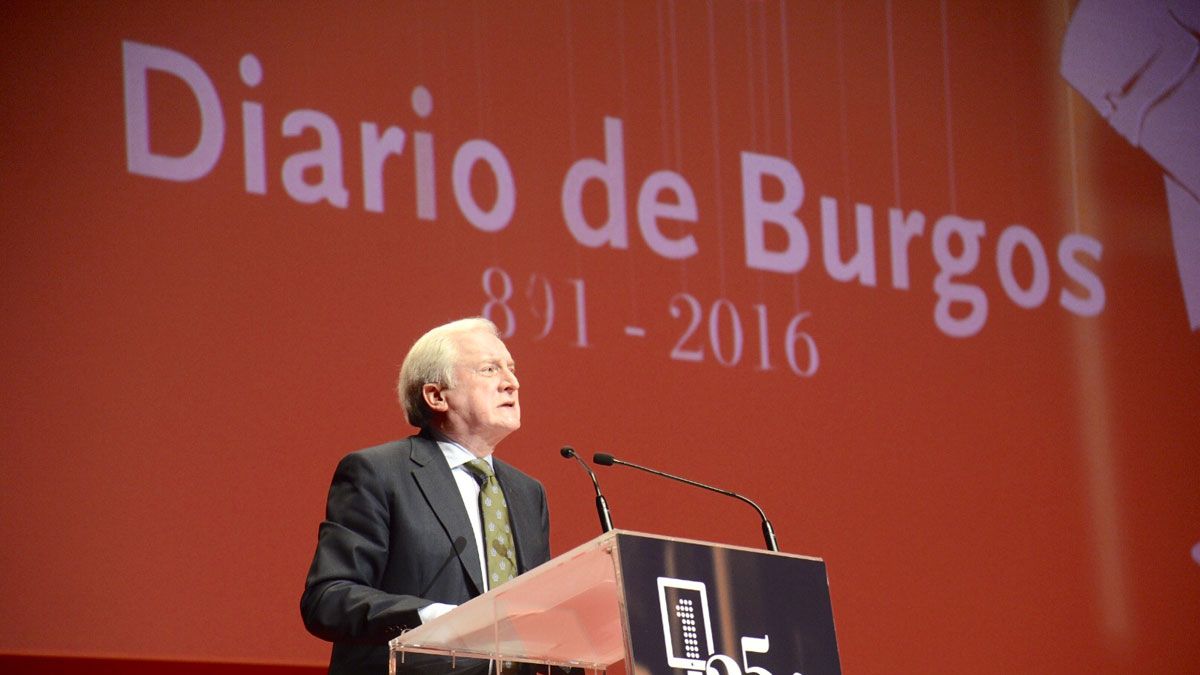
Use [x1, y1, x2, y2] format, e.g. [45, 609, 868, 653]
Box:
[464, 459, 518, 589]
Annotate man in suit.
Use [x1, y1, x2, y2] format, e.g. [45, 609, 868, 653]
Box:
[301, 317, 551, 675]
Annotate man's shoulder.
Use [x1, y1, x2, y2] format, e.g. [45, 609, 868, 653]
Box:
[341, 433, 435, 467]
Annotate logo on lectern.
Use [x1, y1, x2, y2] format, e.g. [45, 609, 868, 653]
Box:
[657, 577, 716, 674]
[656, 576, 797, 675]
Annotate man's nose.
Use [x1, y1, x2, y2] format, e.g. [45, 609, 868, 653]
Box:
[502, 367, 519, 390]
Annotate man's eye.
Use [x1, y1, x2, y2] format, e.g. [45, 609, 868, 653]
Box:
[479, 365, 498, 375]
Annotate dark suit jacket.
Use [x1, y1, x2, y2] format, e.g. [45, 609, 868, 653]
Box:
[301, 431, 551, 675]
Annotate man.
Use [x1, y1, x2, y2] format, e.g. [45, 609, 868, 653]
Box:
[301, 317, 551, 675]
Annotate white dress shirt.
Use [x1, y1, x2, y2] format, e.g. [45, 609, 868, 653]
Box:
[416, 434, 495, 623]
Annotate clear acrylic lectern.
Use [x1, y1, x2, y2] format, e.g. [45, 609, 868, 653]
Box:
[389, 529, 840, 675]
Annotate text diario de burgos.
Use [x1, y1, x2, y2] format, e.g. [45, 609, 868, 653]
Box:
[121, 40, 1105, 340]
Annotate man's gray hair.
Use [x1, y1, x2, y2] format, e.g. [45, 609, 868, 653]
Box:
[398, 317, 500, 428]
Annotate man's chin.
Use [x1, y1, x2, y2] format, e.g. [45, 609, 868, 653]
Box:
[491, 416, 521, 438]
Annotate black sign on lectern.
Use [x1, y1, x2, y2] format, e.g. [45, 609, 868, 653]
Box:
[616, 534, 841, 675]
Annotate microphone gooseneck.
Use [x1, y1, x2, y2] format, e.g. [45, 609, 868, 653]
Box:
[560, 446, 614, 533]
[591, 452, 779, 552]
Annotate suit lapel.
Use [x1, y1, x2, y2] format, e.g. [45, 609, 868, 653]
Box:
[409, 435, 485, 596]
[494, 459, 536, 574]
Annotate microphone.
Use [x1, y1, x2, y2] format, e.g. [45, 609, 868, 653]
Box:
[592, 452, 779, 552]
[560, 446, 614, 533]
[418, 535, 469, 597]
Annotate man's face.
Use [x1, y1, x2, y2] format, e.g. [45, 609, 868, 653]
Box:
[439, 329, 520, 450]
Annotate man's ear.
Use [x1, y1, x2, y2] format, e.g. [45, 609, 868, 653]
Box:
[422, 383, 449, 412]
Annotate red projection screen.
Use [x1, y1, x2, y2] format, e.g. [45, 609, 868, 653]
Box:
[1, 2, 1197, 673]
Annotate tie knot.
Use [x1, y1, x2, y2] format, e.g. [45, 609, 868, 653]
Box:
[463, 458, 495, 482]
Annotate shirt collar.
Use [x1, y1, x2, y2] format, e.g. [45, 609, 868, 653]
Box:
[430, 429, 494, 471]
